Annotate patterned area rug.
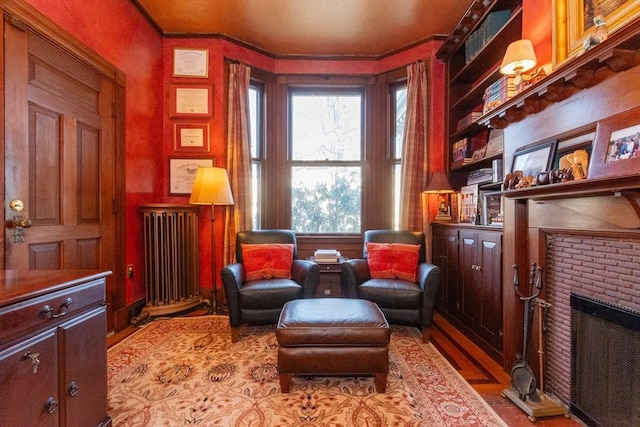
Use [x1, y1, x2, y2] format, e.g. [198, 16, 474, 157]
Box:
[108, 316, 507, 426]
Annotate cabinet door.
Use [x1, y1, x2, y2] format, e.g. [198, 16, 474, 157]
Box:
[434, 227, 460, 314]
[0, 329, 59, 427]
[459, 229, 480, 327]
[477, 231, 503, 351]
[59, 306, 108, 427]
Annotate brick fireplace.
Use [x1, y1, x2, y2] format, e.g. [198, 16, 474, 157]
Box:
[542, 232, 640, 422]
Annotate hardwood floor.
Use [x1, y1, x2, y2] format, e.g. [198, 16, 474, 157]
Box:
[431, 313, 584, 426]
[107, 308, 584, 426]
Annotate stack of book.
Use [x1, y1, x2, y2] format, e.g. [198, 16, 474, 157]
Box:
[456, 110, 482, 132]
[467, 168, 494, 185]
[482, 75, 516, 114]
[452, 138, 470, 163]
[313, 249, 341, 263]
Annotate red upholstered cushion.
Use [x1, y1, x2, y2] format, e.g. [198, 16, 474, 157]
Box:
[241, 243, 294, 281]
[367, 242, 420, 282]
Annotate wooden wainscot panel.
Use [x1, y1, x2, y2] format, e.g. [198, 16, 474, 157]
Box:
[528, 195, 640, 230]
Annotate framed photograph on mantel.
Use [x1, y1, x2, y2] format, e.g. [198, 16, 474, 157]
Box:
[553, 0, 640, 66]
[168, 157, 214, 195]
[174, 122, 210, 152]
[169, 83, 213, 118]
[588, 106, 640, 179]
[510, 139, 558, 179]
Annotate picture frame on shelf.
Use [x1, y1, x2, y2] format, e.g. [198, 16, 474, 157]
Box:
[588, 106, 640, 179]
[168, 157, 214, 195]
[174, 122, 210, 152]
[510, 139, 558, 179]
[169, 83, 213, 118]
[435, 193, 453, 221]
[173, 48, 209, 78]
[553, 0, 640, 66]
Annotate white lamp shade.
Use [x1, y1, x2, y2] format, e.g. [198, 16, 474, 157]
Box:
[500, 39, 537, 75]
[189, 167, 235, 205]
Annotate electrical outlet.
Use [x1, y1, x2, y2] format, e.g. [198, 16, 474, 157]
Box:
[324, 289, 331, 295]
[127, 264, 134, 279]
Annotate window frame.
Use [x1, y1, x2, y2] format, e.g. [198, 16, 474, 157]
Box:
[288, 86, 365, 235]
[244, 71, 409, 255]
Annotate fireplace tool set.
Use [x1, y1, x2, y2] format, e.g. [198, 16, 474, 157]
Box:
[502, 263, 569, 422]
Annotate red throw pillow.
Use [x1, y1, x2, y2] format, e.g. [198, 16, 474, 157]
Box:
[367, 242, 420, 282]
[241, 243, 294, 281]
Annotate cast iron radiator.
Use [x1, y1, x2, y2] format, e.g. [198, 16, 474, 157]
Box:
[571, 293, 640, 427]
[137, 204, 202, 321]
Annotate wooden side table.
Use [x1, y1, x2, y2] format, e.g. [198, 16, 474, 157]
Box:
[308, 256, 347, 297]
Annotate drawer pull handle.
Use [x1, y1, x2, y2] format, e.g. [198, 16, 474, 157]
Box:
[23, 351, 40, 374]
[42, 298, 72, 318]
[45, 397, 58, 414]
[68, 381, 80, 397]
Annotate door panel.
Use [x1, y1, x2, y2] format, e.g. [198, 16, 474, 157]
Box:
[4, 20, 119, 330]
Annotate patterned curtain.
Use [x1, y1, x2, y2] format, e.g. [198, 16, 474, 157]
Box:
[399, 61, 428, 231]
[224, 62, 253, 267]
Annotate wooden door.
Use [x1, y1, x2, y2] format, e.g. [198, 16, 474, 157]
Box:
[477, 230, 503, 351]
[4, 21, 119, 328]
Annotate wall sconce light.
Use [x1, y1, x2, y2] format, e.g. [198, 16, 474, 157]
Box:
[500, 39, 537, 92]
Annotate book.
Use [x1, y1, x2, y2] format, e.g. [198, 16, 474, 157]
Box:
[313, 249, 341, 263]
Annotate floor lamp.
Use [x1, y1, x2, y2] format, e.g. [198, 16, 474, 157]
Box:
[190, 167, 235, 314]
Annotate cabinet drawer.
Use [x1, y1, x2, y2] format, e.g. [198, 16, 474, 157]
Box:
[0, 279, 105, 343]
[318, 263, 342, 273]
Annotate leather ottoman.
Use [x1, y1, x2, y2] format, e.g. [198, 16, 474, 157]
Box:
[276, 298, 390, 393]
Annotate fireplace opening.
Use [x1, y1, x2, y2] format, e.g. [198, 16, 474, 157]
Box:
[571, 293, 640, 427]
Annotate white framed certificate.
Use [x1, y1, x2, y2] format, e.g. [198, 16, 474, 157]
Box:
[173, 48, 209, 78]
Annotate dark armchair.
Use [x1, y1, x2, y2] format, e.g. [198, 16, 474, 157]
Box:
[341, 230, 441, 343]
[221, 229, 319, 342]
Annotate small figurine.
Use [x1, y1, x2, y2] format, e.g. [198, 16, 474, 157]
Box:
[582, 15, 608, 52]
[560, 149, 589, 180]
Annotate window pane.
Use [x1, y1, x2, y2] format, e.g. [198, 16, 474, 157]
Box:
[251, 162, 260, 229]
[394, 87, 407, 159]
[291, 166, 361, 233]
[291, 93, 361, 161]
[392, 164, 401, 230]
[249, 87, 259, 158]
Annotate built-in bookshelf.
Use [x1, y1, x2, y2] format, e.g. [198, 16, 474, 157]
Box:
[436, 0, 523, 189]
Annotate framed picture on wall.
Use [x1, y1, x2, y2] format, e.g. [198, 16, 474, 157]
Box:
[174, 122, 210, 152]
[173, 48, 209, 78]
[168, 157, 214, 195]
[169, 84, 213, 118]
[588, 106, 640, 179]
[553, 0, 640, 66]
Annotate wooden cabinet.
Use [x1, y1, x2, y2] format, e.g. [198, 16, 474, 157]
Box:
[436, 0, 522, 187]
[0, 271, 112, 427]
[310, 257, 346, 297]
[433, 224, 503, 362]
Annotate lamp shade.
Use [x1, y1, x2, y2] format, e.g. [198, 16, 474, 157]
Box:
[189, 167, 235, 205]
[500, 39, 537, 75]
[424, 171, 454, 194]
